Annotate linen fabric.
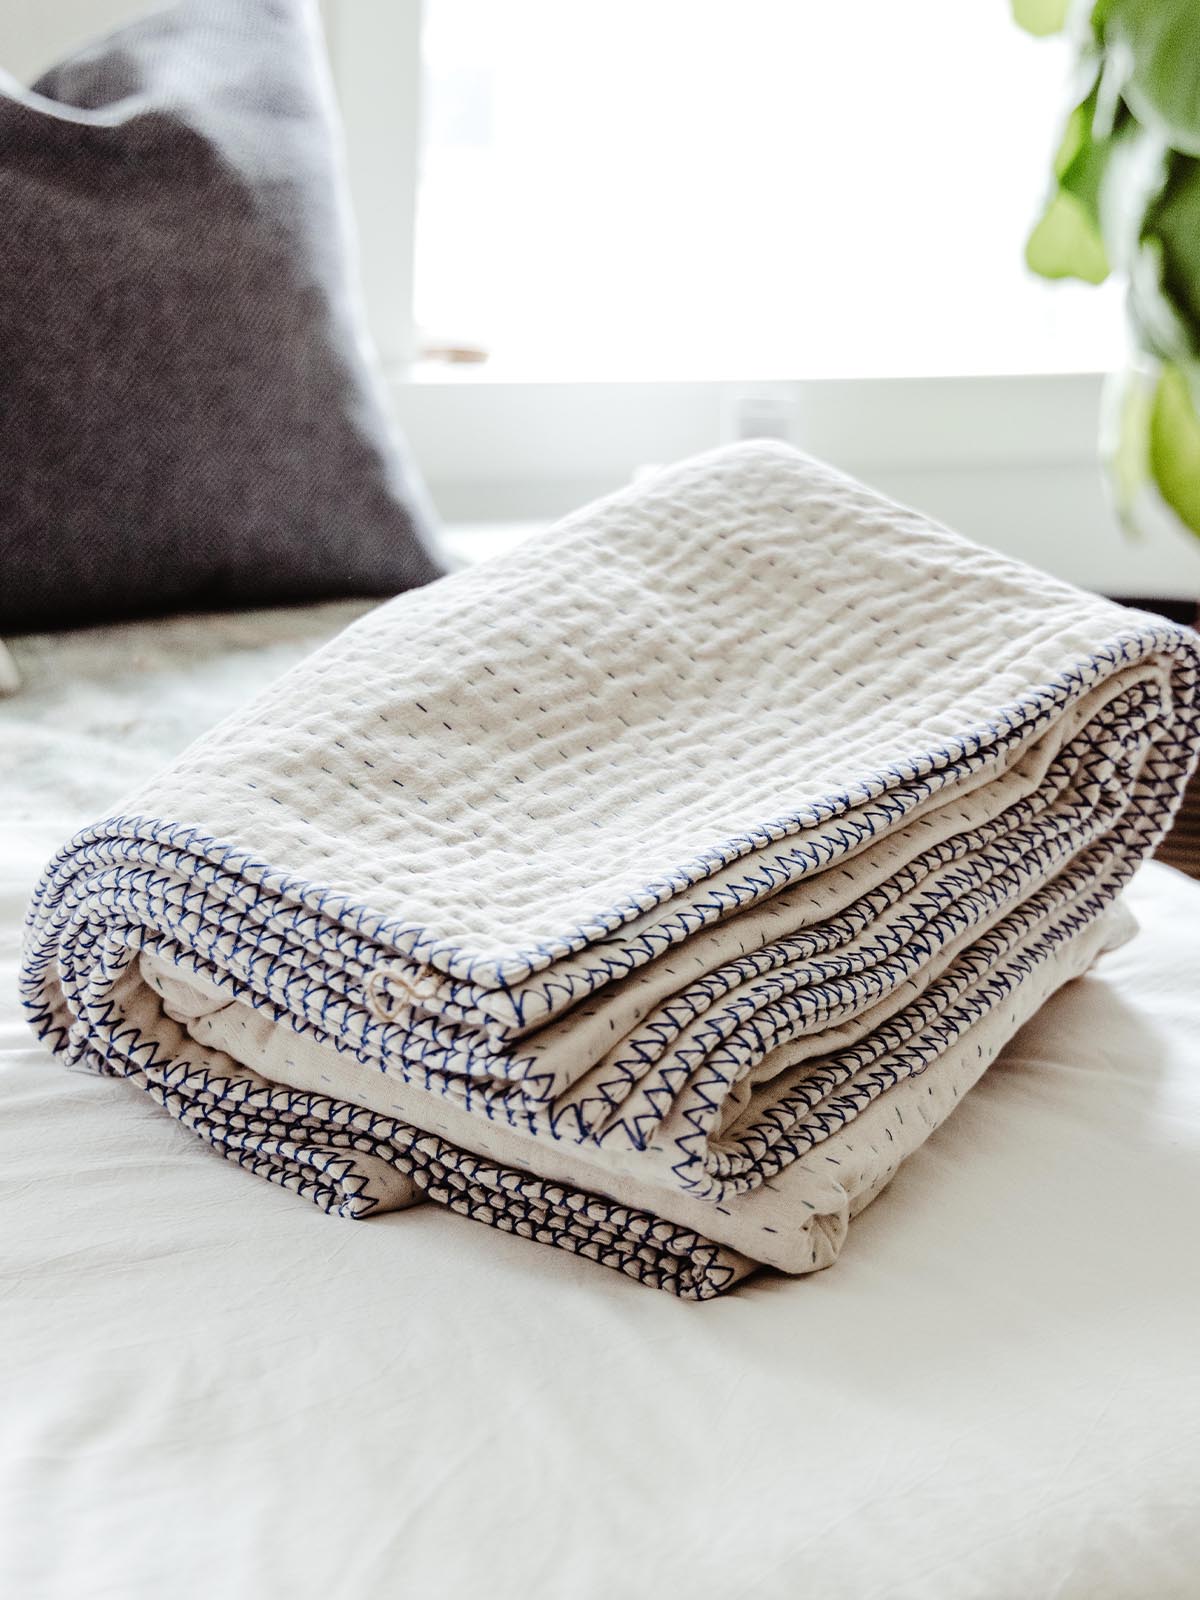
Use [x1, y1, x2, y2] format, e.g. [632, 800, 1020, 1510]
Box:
[0, 0, 440, 632]
[21, 442, 1200, 1295]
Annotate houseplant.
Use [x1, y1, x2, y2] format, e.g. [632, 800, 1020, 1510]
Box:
[1018, 0, 1200, 540]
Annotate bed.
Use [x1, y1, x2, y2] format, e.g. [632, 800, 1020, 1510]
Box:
[4, 593, 1199, 1600]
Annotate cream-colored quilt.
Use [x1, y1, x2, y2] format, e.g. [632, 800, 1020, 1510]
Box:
[22, 443, 1200, 1295]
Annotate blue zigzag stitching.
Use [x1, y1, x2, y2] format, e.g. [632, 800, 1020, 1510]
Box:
[26, 945, 749, 1299]
[551, 674, 1168, 1149]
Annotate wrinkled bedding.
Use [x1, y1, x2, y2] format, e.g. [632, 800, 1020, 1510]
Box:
[20, 443, 1200, 1294]
[5, 577, 1200, 1598]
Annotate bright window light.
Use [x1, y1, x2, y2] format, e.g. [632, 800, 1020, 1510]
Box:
[414, 0, 1126, 379]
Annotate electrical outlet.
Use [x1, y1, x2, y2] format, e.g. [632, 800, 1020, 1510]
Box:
[721, 388, 797, 445]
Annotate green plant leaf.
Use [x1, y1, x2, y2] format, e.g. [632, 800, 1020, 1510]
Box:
[1101, 365, 1154, 531]
[1026, 88, 1113, 282]
[1143, 153, 1200, 341]
[1026, 190, 1110, 280]
[1060, 101, 1119, 222]
[1103, 0, 1200, 155]
[1127, 238, 1190, 364]
[1094, 116, 1169, 270]
[1149, 362, 1200, 537]
[1126, 153, 1200, 374]
[1012, 0, 1071, 36]
[1027, 82, 1173, 291]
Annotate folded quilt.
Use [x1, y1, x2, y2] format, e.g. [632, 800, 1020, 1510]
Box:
[23, 442, 1200, 1297]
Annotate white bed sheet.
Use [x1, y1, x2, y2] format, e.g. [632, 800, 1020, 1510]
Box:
[3, 604, 1199, 1600]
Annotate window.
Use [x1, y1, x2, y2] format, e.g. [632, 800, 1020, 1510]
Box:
[414, 0, 1124, 380]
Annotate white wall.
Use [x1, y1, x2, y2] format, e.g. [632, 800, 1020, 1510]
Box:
[0, 1, 345, 83]
[390, 375, 1200, 600]
[0, 2, 159, 82]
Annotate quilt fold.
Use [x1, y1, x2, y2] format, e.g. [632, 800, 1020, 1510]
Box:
[22, 442, 1200, 1297]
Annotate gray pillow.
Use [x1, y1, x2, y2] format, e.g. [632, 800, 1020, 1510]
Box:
[0, 0, 442, 632]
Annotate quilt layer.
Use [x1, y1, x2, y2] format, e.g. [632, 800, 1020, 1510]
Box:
[22, 443, 1200, 1295]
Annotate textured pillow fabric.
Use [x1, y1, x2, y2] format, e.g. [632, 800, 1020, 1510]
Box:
[0, 0, 442, 632]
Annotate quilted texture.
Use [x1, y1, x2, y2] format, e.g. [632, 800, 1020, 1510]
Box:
[0, 0, 440, 632]
[22, 443, 1200, 1296]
